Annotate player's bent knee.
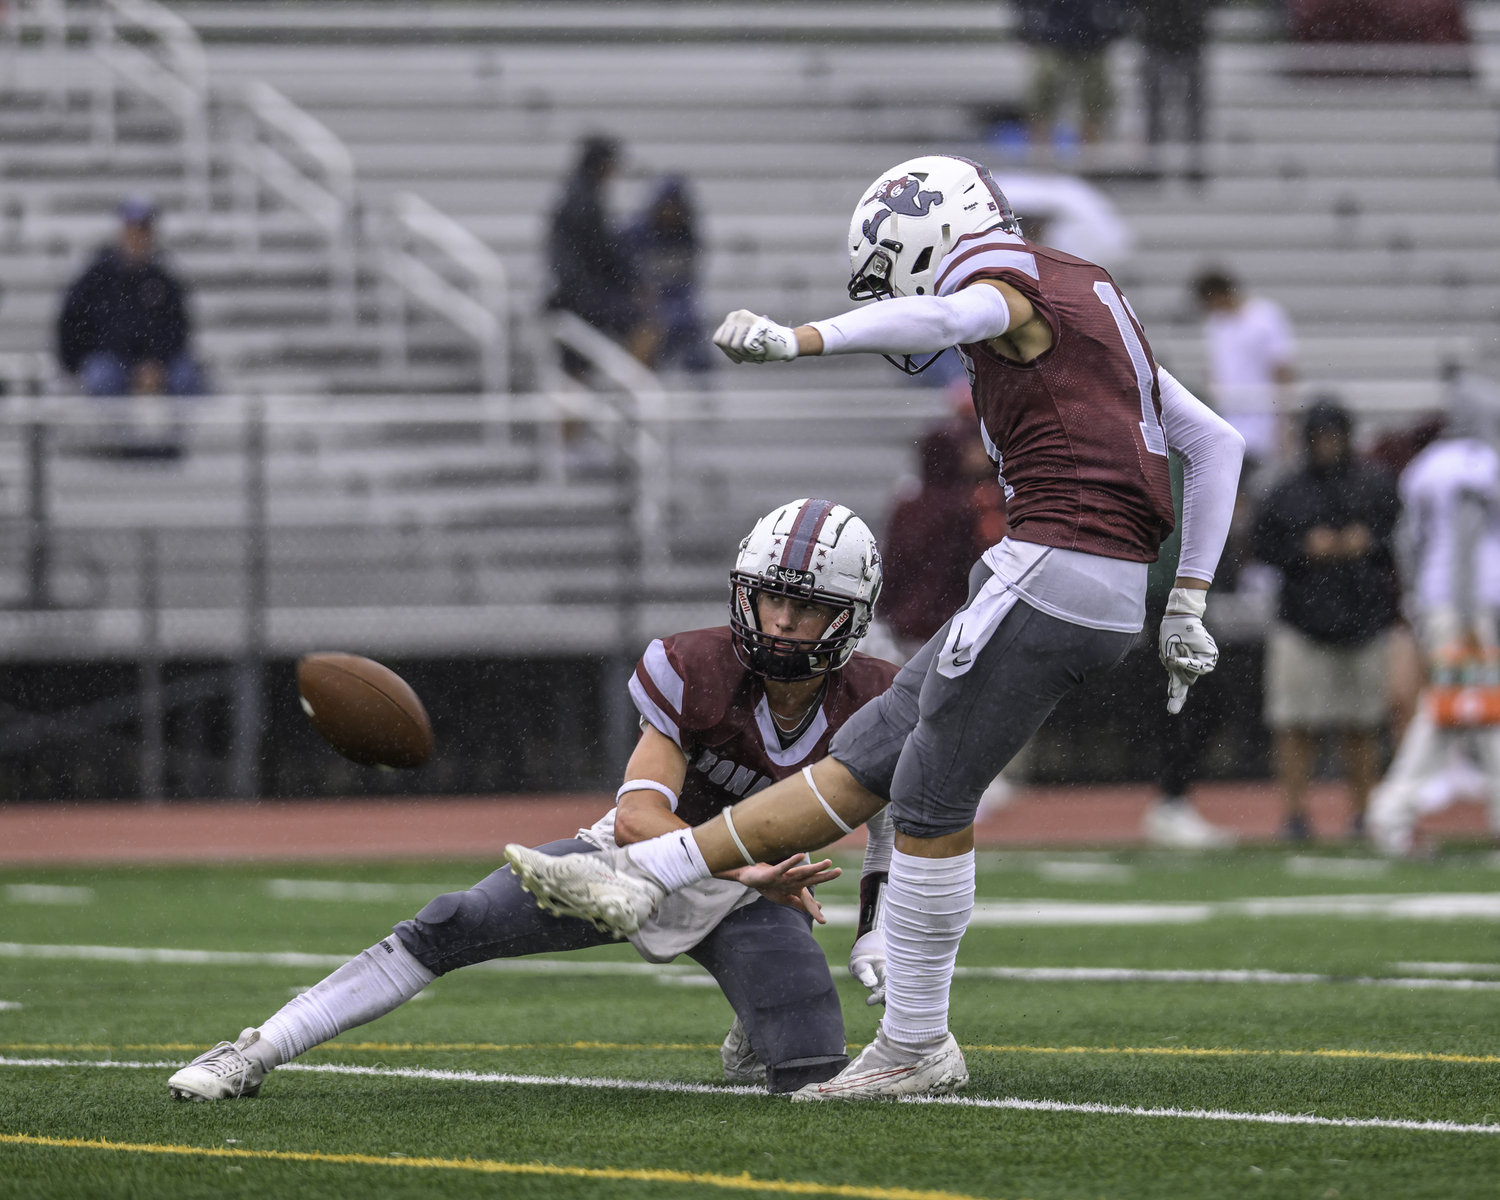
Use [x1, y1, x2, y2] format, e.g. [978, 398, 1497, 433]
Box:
[393, 887, 493, 974]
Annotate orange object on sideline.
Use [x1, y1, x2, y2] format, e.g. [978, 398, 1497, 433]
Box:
[1427, 685, 1500, 728]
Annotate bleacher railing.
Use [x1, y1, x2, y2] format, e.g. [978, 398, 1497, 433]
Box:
[233, 81, 357, 327]
[377, 193, 510, 395]
[0, 0, 210, 214]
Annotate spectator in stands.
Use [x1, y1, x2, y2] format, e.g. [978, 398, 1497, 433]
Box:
[57, 197, 207, 398]
[1135, 0, 1208, 171]
[1019, 0, 1122, 148]
[547, 136, 643, 352]
[1252, 400, 1401, 841]
[1195, 268, 1297, 473]
[626, 176, 710, 374]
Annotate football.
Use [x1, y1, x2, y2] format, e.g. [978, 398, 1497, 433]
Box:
[296, 653, 434, 770]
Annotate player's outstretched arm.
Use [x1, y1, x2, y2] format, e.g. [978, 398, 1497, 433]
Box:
[712, 284, 1015, 365]
[1157, 367, 1247, 713]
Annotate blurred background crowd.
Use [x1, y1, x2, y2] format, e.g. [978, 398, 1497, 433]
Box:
[1, 0, 1497, 856]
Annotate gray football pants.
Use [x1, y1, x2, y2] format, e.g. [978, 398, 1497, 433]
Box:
[392, 839, 849, 1093]
[832, 561, 1139, 838]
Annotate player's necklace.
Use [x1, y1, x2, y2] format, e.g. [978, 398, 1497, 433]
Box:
[768, 680, 826, 733]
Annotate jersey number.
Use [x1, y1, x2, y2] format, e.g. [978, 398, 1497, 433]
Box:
[1094, 282, 1167, 457]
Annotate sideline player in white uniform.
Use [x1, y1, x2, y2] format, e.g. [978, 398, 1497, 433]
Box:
[1370, 375, 1500, 855]
[506, 155, 1244, 1101]
[166, 501, 898, 1101]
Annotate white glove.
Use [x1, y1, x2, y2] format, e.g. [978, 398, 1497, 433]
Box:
[1159, 587, 1218, 715]
[712, 309, 800, 364]
[848, 929, 886, 1007]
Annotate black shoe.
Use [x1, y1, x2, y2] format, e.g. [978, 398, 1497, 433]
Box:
[1283, 812, 1312, 842]
[1349, 811, 1366, 840]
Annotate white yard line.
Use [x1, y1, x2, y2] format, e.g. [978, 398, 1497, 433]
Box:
[821, 892, 1500, 926]
[264, 880, 468, 901]
[4, 943, 1500, 990]
[0, 943, 704, 976]
[2, 1056, 1496, 1136]
[951, 967, 1500, 991]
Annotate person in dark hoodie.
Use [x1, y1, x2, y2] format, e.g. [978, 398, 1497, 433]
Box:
[1252, 399, 1401, 840]
[57, 197, 206, 397]
[627, 176, 710, 373]
[546, 136, 640, 346]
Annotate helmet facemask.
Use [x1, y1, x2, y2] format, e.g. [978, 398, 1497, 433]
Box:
[847, 241, 948, 377]
[729, 569, 861, 683]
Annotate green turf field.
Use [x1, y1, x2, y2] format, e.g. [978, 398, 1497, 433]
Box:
[4, 849, 1500, 1199]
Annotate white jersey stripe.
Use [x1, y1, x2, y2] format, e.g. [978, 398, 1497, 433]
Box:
[627, 673, 681, 747]
[641, 638, 685, 713]
[936, 247, 1040, 296]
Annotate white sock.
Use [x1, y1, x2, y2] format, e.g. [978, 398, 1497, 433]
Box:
[257, 937, 435, 1066]
[623, 827, 711, 891]
[881, 847, 975, 1052]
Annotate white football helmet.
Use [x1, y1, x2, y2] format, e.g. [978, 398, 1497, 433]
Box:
[847, 154, 1022, 374]
[730, 498, 882, 681]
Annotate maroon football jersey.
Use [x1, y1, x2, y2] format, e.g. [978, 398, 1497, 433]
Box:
[935, 230, 1176, 562]
[628, 625, 898, 828]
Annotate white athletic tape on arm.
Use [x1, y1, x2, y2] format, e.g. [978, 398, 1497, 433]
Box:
[802, 765, 855, 836]
[615, 779, 679, 812]
[721, 806, 756, 867]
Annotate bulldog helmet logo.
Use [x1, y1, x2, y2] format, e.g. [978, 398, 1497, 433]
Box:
[861, 175, 944, 245]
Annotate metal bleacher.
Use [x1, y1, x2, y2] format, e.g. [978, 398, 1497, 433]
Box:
[2, 0, 1499, 665]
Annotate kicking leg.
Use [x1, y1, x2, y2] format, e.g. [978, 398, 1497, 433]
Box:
[168, 840, 612, 1101]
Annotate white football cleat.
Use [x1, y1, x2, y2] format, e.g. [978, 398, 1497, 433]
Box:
[167, 1028, 270, 1101]
[720, 1016, 766, 1084]
[504, 844, 663, 936]
[1142, 799, 1237, 849]
[791, 1026, 967, 1102]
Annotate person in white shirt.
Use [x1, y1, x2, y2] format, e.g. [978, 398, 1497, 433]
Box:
[1369, 371, 1500, 854]
[1195, 269, 1297, 467]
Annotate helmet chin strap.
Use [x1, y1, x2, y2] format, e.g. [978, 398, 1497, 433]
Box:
[881, 351, 947, 376]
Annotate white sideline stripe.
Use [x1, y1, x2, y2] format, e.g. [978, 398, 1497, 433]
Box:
[1395, 961, 1500, 975]
[949, 967, 1500, 991]
[3, 1057, 1497, 1136]
[0, 1002, 20, 1011]
[821, 891, 1500, 926]
[264, 880, 465, 901]
[0, 943, 706, 976]
[0, 1057, 761, 1097]
[907, 1095, 1500, 1135]
[5, 884, 94, 905]
[3, 943, 1499, 990]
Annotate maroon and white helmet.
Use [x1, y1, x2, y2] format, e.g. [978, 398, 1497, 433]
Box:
[847, 154, 1021, 374]
[729, 498, 883, 681]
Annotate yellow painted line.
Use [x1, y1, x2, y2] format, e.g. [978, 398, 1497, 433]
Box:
[0, 1133, 1001, 1200]
[7, 1040, 1498, 1066]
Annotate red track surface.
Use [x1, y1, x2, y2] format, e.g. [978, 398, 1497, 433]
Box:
[0, 782, 1489, 865]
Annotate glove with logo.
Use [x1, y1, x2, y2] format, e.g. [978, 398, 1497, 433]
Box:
[712, 310, 800, 364]
[848, 929, 886, 1007]
[1159, 587, 1218, 715]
